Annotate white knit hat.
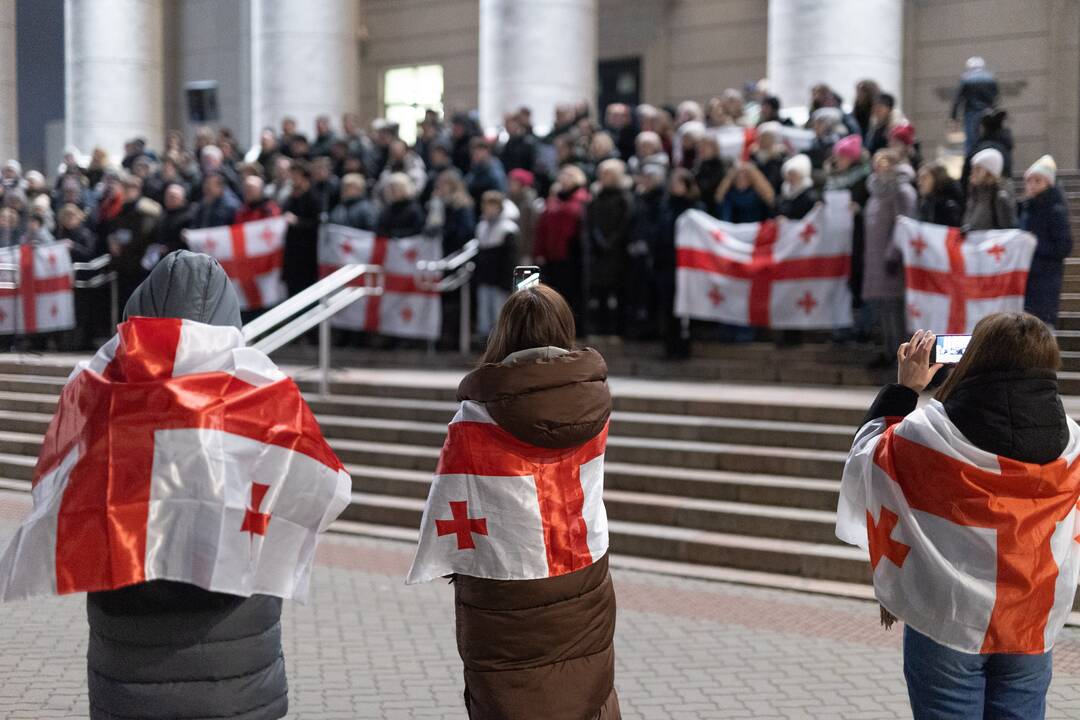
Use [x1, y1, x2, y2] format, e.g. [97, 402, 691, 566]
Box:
[971, 148, 1004, 179]
[781, 153, 812, 180]
[1025, 154, 1057, 185]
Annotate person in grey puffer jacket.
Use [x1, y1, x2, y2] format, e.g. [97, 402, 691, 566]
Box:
[86, 251, 288, 720]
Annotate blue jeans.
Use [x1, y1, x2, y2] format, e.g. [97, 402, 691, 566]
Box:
[904, 626, 1053, 719]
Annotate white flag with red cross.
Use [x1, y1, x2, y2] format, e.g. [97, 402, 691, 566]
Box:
[894, 217, 1036, 333]
[407, 401, 609, 584]
[184, 217, 287, 311]
[837, 403, 1080, 654]
[675, 191, 854, 329]
[0, 316, 352, 602]
[0, 242, 75, 335]
[709, 125, 815, 161]
[317, 224, 441, 340]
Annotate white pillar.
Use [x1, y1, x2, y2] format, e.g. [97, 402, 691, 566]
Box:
[0, 0, 17, 162]
[768, 0, 903, 112]
[65, 0, 164, 161]
[479, 0, 598, 134]
[249, 0, 359, 141]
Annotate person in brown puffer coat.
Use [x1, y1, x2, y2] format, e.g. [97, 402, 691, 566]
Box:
[450, 284, 620, 720]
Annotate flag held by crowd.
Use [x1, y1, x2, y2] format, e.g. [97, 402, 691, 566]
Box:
[837, 403, 1080, 655]
[0, 242, 75, 335]
[894, 217, 1036, 334]
[0, 317, 352, 602]
[710, 125, 815, 160]
[675, 191, 854, 329]
[407, 401, 609, 584]
[183, 217, 287, 311]
[318, 224, 441, 340]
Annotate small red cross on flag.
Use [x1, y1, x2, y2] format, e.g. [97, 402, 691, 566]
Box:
[708, 286, 725, 306]
[435, 501, 488, 549]
[241, 482, 272, 537]
[799, 223, 817, 244]
[796, 290, 818, 315]
[986, 244, 1006, 262]
[400, 306, 414, 323]
[910, 235, 928, 257]
[403, 247, 419, 264]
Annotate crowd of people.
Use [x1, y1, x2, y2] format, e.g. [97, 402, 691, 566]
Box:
[0, 57, 1071, 362]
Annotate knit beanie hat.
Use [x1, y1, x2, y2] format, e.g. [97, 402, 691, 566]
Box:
[888, 123, 916, 147]
[508, 168, 535, 188]
[781, 153, 812, 180]
[971, 148, 1004, 179]
[1024, 155, 1056, 185]
[833, 134, 863, 163]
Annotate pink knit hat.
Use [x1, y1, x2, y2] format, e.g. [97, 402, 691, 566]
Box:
[833, 134, 862, 162]
[889, 123, 916, 147]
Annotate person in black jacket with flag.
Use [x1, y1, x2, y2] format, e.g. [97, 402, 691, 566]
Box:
[1021, 155, 1073, 326]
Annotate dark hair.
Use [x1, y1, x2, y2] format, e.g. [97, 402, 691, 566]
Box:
[876, 93, 896, 109]
[469, 136, 492, 153]
[762, 96, 781, 113]
[289, 161, 311, 180]
[480, 284, 576, 364]
[669, 167, 700, 201]
[936, 312, 1061, 402]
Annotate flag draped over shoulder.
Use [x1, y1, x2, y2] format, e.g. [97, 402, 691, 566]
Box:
[183, 217, 287, 311]
[894, 217, 1036, 333]
[675, 190, 854, 329]
[0, 316, 352, 602]
[837, 402, 1080, 654]
[0, 242, 75, 335]
[317, 224, 441, 340]
[407, 401, 610, 584]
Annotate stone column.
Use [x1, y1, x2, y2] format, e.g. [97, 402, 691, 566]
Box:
[0, 0, 17, 162]
[768, 0, 904, 111]
[249, 0, 360, 142]
[479, 0, 598, 133]
[65, 0, 165, 160]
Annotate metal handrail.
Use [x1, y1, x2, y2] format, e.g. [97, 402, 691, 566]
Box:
[72, 254, 112, 273]
[242, 263, 385, 396]
[416, 239, 480, 354]
[0, 252, 119, 329]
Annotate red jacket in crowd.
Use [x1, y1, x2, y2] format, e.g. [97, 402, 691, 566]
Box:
[233, 199, 281, 225]
[534, 187, 589, 264]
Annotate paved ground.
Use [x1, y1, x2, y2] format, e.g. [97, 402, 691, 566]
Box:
[2, 492, 1080, 719]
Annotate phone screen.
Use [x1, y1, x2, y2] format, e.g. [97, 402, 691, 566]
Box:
[513, 265, 540, 292]
[932, 334, 972, 365]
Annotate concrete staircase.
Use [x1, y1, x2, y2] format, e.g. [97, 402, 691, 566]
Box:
[0, 355, 882, 594]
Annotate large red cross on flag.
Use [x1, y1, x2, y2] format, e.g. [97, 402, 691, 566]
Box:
[0, 317, 351, 602]
[317, 224, 441, 340]
[894, 217, 1036, 333]
[407, 401, 609, 584]
[838, 404, 1080, 654]
[184, 217, 287, 311]
[675, 191, 854, 329]
[0, 242, 75, 335]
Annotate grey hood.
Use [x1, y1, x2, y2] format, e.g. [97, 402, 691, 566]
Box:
[123, 250, 242, 329]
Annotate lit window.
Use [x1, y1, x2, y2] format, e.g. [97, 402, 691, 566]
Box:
[384, 65, 444, 145]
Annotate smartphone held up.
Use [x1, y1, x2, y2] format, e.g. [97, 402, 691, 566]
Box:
[929, 334, 972, 365]
[513, 266, 540, 292]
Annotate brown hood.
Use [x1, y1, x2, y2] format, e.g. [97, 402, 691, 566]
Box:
[457, 347, 611, 449]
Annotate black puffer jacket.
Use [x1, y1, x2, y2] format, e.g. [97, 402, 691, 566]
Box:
[86, 251, 288, 720]
[864, 369, 1067, 464]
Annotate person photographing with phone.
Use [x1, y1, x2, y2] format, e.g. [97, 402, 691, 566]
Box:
[837, 313, 1080, 720]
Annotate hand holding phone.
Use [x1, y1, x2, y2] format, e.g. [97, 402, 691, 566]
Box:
[929, 334, 971, 365]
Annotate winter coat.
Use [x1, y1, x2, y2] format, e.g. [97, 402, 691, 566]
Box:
[376, 199, 427, 239]
[627, 187, 666, 271]
[328, 196, 377, 231]
[918, 182, 964, 227]
[474, 212, 519, 290]
[57, 224, 100, 262]
[509, 188, 539, 261]
[535, 188, 589, 265]
[1021, 185, 1073, 324]
[586, 187, 634, 289]
[453, 347, 620, 720]
[951, 69, 1001, 121]
[282, 189, 322, 295]
[102, 197, 162, 304]
[826, 162, 872, 302]
[719, 186, 772, 224]
[694, 157, 730, 216]
[189, 191, 240, 229]
[777, 187, 819, 221]
[963, 182, 1017, 231]
[154, 207, 192, 255]
[862, 172, 916, 301]
[88, 251, 287, 720]
[500, 133, 540, 173]
[465, 158, 509, 208]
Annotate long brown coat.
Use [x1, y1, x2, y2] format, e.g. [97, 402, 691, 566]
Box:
[453, 347, 620, 720]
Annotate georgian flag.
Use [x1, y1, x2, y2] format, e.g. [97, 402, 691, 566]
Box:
[0, 242, 75, 335]
[709, 125, 815, 160]
[407, 401, 609, 584]
[0, 317, 351, 602]
[894, 217, 1037, 333]
[317, 224, 441, 340]
[184, 217, 287, 311]
[675, 191, 854, 329]
[837, 402, 1080, 654]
